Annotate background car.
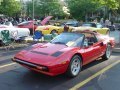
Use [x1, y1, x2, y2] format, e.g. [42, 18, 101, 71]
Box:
[82, 22, 103, 28]
[107, 25, 115, 31]
[82, 22, 115, 31]
[0, 21, 30, 44]
[0, 21, 14, 28]
[73, 22, 110, 35]
[12, 31, 115, 77]
[65, 20, 80, 27]
[114, 23, 120, 30]
[36, 25, 73, 35]
[17, 16, 54, 35]
[17, 20, 40, 35]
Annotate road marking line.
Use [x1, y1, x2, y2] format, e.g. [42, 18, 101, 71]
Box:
[69, 60, 120, 90]
[0, 63, 16, 69]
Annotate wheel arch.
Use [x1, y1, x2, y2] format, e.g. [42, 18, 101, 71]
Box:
[71, 53, 83, 65]
[65, 53, 83, 77]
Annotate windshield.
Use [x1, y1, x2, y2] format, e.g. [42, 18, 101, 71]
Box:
[50, 33, 84, 47]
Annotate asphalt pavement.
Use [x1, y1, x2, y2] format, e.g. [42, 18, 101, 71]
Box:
[109, 30, 120, 52]
[80, 62, 120, 90]
[0, 46, 120, 90]
[109, 30, 120, 44]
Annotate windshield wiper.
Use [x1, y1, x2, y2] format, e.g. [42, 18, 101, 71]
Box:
[53, 42, 68, 46]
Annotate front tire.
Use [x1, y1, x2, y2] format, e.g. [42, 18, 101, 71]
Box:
[66, 55, 82, 77]
[102, 44, 112, 60]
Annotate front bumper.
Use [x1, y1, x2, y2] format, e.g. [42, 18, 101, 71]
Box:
[12, 58, 68, 76]
[12, 58, 52, 73]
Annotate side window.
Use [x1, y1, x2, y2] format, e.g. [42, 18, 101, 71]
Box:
[84, 33, 98, 46]
[83, 38, 89, 47]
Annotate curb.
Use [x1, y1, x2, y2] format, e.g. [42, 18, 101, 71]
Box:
[0, 43, 29, 50]
[113, 43, 120, 53]
[113, 48, 120, 53]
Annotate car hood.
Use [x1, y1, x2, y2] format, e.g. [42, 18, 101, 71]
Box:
[40, 16, 53, 25]
[30, 43, 67, 54]
[15, 43, 68, 65]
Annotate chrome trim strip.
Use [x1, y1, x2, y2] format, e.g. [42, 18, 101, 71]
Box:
[15, 59, 37, 67]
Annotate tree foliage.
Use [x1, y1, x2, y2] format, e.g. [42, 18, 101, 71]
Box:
[98, 0, 119, 9]
[65, 0, 100, 20]
[26, 0, 64, 17]
[0, 0, 21, 16]
[66, 0, 120, 20]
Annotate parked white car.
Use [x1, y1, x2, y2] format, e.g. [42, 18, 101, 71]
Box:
[0, 22, 30, 42]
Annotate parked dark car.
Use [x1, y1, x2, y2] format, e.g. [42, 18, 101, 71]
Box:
[65, 20, 80, 27]
[107, 25, 115, 31]
[114, 23, 120, 31]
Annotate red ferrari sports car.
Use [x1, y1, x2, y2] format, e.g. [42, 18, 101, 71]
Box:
[12, 31, 115, 77]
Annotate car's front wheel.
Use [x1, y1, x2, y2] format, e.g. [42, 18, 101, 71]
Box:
[102, 44, 112, 60]
[66, 55, 82, 77]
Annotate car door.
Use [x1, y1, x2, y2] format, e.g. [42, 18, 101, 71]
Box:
[80, 44, 95, 65]
[80, 33, 101, 65]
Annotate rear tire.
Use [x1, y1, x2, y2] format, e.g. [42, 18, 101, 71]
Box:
[66, 55, 82, 77]
[51, 30, 57, 34]
[102, 44, 112, 60]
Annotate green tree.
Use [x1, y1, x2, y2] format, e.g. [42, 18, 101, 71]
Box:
[66, 0, 100, 20]
[0, 0, 21, 16]
[96, 0, 119, 18]
[98, 0, 119, 9]
[26, 0, 64, 18]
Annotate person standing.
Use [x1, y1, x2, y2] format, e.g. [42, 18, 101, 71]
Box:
[105, 19, 110, 27]
[64, 24, 69, 32]
[93, 18, 98, 24]
[100, 18, 104, 26]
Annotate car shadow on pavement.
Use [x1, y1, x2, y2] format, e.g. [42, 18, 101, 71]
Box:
[17, 69, 71, 90]
[15, 58, 107, 90]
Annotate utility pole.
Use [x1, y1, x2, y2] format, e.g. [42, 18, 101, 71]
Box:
[32, 0, 34, 35]
[0, 0, 3, 5]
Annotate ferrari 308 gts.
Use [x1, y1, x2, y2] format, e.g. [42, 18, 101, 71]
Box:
[12, 30, 115, 77]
